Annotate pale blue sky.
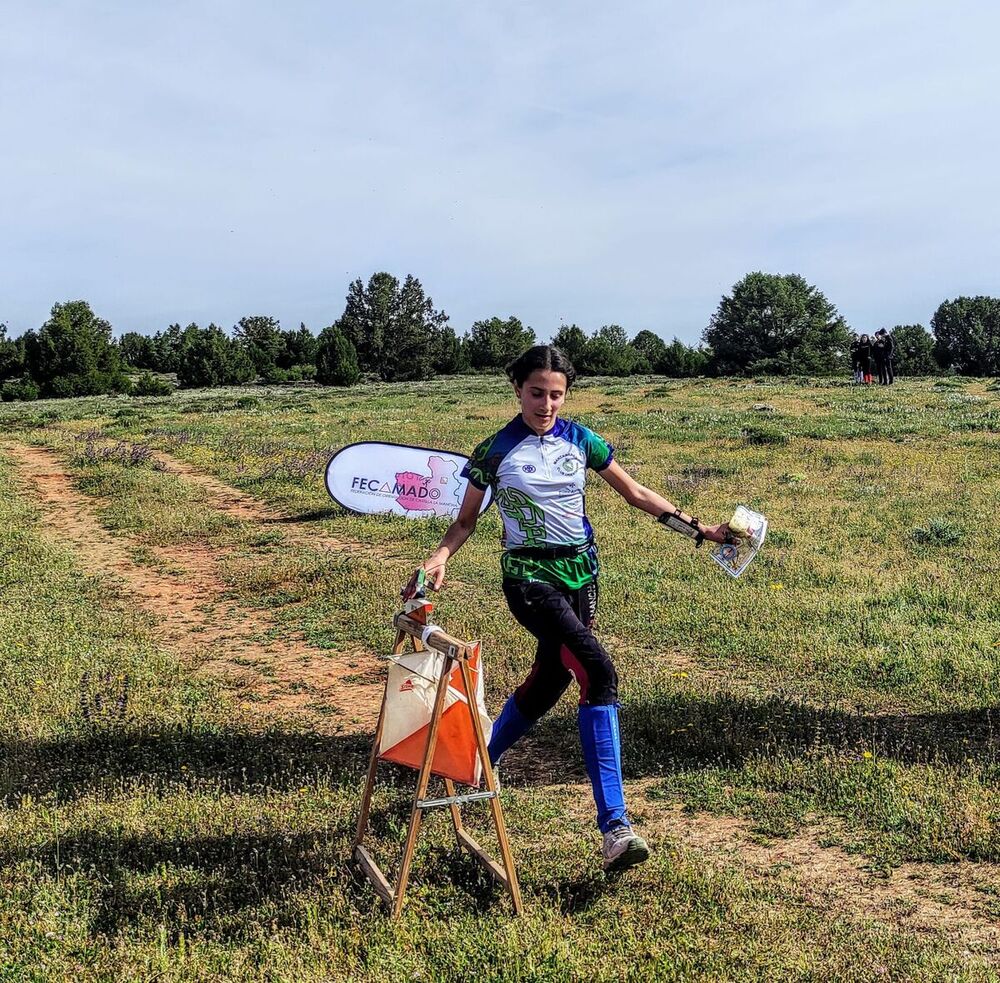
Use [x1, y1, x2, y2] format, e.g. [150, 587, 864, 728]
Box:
[2, 1, 998, 344]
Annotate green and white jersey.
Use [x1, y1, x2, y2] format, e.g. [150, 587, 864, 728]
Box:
[461, 415, 614, 589]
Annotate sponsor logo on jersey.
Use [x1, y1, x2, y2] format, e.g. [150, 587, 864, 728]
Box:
[555, 453, 581, 476]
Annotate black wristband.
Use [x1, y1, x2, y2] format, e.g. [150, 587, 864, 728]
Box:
[657, 509, 704, 547]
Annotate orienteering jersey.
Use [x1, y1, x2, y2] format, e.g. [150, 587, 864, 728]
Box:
[461, 415, 614, 589]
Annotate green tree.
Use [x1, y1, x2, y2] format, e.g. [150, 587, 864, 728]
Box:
[151, 323, 197, 373]
[703, 272, 851, 376]
[466, 316, 536, 371]
[432, 325, 468, 375]
[551, 324, 589, 367]
[889, 324, 938, 376]
[579, 325, 642, 376]
[176, 325, 254, 389]
[234, 315, 283, 378]
[315, 324, 360, 386]
[630, 330, 667, 371]
[337, 272, 449, 381]
[931, 296, 1000, 376]
[659, 337, 709, 377]
[23, 300, 130, 397]
[0, 324, 24, 380]
[277, 323, 318, 370]
[119, 331, 159, 369]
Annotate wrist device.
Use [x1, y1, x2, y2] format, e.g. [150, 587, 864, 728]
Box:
[657, 509, 704, 547]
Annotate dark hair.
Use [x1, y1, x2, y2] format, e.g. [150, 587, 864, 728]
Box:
[505, 345, 577, 388]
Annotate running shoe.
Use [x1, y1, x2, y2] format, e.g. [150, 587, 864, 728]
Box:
[602, 823, 649, 873]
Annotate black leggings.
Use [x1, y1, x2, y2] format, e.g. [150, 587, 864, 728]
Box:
[502, 578, 618, 718]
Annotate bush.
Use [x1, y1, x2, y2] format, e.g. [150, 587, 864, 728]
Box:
[741, 424, 790, 446]
[130, 372, 174, 396]
[578, 325, 643, 376]
[260, 363, 317, 384]
[1, 377, 40, 402]
[46, 370, 131, 397]
[315, 325, 361, 386]
[177, 326, 254, 389]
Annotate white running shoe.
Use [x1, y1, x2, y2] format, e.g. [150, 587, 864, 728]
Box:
[602, 823, 650, 873]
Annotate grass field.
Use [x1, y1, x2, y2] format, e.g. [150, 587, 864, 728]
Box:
[2, 374, 1000, 981]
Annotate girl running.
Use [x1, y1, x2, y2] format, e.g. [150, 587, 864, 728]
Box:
[408, 345, 738, 873]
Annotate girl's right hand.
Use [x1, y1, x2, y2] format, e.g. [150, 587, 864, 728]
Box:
[424, 560, 447, 591]
[402, 561, 446, 601]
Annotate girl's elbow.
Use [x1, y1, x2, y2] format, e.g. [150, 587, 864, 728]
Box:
[626, 485, 650, 509]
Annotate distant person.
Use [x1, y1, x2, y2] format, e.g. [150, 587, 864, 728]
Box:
[406, 344, 742, 874]
[849, 333, 862, 384]
[857, 334, 873, 384]
[873, 332, 888, 385]
[875, 329, 895, 385]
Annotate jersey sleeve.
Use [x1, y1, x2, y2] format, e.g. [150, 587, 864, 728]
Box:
[461, 435, 498, 490]
[584, 428, 614, 471]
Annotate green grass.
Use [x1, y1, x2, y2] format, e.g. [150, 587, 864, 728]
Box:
[2, 375, 1000, 979]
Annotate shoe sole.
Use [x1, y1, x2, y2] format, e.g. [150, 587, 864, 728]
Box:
[603, 838, 650, 874]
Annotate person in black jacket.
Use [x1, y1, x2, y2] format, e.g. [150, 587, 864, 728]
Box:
[857, 334, 873, 384]
[873, 332, 888, 385]
[849, 333, 862, 384]
[875, 329, 895, 384]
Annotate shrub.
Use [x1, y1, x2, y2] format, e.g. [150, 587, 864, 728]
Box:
[741, 424, 790, 446]
[46, 370, 131, 398]
[260, 363, 317, 384]
[1, 377, 40, 402]
[177, 325, 254, 388]
[315, 325, 361, 386]
[130, 372, 174, 396]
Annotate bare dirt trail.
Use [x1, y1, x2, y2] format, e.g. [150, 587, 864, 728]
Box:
[8, 439, 1000, 955]
[5, 441, 383, 732]
[553, 779, 1000, 958]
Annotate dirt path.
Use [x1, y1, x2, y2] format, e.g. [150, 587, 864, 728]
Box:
[5, 441, 383, 733]
[554, 779, 1000, 958]
[7, 439, 1000, 954]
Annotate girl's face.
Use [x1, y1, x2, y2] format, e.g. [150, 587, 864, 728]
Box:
[515, 368, 568, 435]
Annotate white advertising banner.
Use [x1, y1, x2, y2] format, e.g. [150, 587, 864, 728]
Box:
[325, 442, 493, 519]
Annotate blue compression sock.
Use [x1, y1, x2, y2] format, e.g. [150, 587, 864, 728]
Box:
[578, 703, 628, 833]
[488, 695, 533, 766]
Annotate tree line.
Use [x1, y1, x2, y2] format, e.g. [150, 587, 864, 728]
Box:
[1, 271, 997, 401]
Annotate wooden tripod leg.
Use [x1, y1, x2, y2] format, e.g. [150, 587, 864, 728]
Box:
[391, 650, 453, 919]
[353, 674, 390, 850]
[460, 657, 523, 915]
[443, 779, 464, 842]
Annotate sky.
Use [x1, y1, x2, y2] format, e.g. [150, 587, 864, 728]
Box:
[2, 0, 998, 345]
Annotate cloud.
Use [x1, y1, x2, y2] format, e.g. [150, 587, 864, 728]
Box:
[1, 0, 998, 340]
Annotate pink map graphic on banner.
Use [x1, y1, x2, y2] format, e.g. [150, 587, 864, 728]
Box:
[394, 456, 462, 514]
